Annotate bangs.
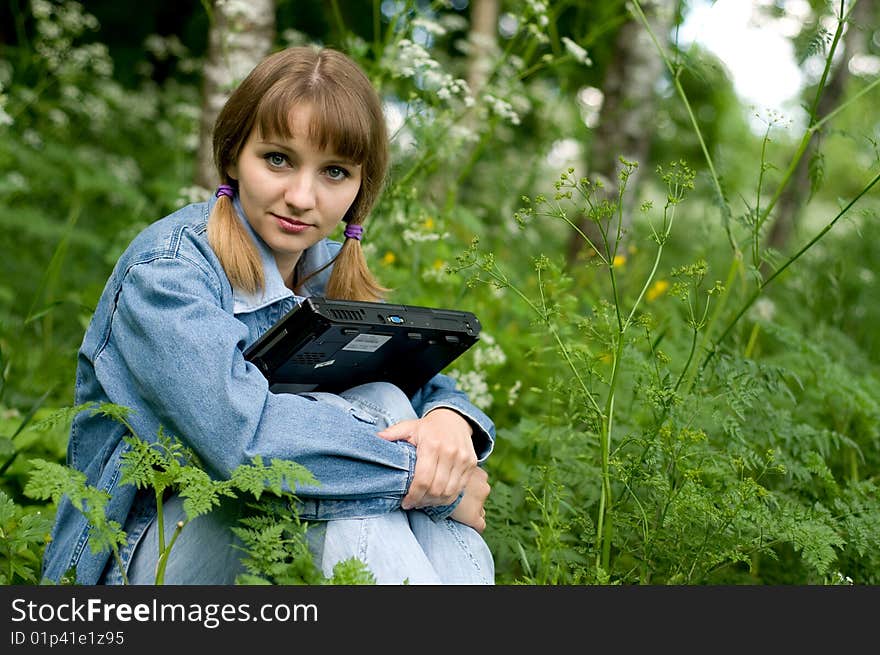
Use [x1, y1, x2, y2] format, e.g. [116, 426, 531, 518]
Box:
[255, 82, 372, 163]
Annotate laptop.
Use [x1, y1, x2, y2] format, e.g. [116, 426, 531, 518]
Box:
[243, 296, 482, 395]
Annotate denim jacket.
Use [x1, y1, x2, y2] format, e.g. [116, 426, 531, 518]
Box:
[42, 196, 495, 584]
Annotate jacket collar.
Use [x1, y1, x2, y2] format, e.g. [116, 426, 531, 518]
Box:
[229, 197, 335, 314]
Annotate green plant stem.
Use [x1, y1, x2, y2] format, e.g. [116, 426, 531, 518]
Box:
[753, 127, 772, 269]
[328, 0, 347, 43]
[0, 389, 52, 476]
[743, 323, 760, 359]
[701, 169, 880, 371]
[847, 448, 859, 483]
[596, 331, 626, 571]
[608, 176, 632, 331]
[372, 0, 381, 61]
[532, 267, 602, 417]
[112, 549, 129, 586]
[755, 0, 852, 231]
[154, 520, 185, 585]
[673, 327, 699, 393]
[155, 491, 166, 557]
[630, 0, 736, 252]
[687, 253, 742, 391]
[595, 197, 680, 569]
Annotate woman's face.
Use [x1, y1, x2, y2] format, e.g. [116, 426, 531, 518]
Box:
[228, 103, 363, 286]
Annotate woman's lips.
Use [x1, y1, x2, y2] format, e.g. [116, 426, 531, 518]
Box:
[273, 214, 311, 234]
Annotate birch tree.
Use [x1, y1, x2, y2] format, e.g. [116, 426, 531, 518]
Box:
[763, 0, 874, 256]
[195, 0, 276, 189]
[466, 0, 500, 96]
[565, 0, 675, 265]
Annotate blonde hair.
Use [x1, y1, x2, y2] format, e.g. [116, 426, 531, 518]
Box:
[208, 46, 389, 301]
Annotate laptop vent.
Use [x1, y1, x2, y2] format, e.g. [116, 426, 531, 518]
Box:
[292, 352, 326, 365]
[328, 308, 367, 321]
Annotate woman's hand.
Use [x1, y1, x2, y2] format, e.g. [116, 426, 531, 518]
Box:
[377, 407, 478, 509]
[449, 466, 490, 533]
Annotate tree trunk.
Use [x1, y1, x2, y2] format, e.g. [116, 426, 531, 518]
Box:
[195, 0, 276, 190]
[466, 0, 500, 96]
[763, 0, 872, 259]
[565, 0, 674, 266]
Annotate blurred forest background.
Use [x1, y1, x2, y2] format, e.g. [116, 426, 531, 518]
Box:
[1, 0, 879, 585]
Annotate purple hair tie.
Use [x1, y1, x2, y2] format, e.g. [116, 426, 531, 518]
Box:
[344, 223, 364, 240]
[215, 184, 235, 199]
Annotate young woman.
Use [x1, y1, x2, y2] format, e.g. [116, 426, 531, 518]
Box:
[42, 46, 495, 585]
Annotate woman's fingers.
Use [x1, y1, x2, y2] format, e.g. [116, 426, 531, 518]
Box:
[449, 468, 491, 532]
[378, 410, 479, 509]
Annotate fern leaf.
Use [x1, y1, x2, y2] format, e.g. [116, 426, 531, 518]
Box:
[27, 403, 96, 433]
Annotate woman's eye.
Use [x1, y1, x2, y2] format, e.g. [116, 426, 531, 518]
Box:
[326, 166, 349, 181]
[265, 153, 288, 168]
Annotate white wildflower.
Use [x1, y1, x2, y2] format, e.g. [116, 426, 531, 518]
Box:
[526, 0, 548, 15]
[81, 94, 110, 126]
[2, 172, 28, 191]
[483, 93, 521, 125]
[749, 298, 777, 322]
[507, 380, 522, 406]
[412, 18, 447, 37]
[361, 242, 379, 260]
[31, 0, 53, 19]
[526, 23, 550, 44]
[23, 129, 43, 148]
[281, 28, 310, 47]
[0, 84, 12, 127]
[449, 124, 479, 145]
[832, 571, 854, 585]
[109, 156, 142, 186]
[448, 369, 492, 409]
[562, 37, 592, 66]
[439, 14, 468, 33]
[60, 84, 81, 102]
[144, 34, 168, 59]
[181, 132, 200, 152]
[421, 265, 449, 283]
[402, 229, 444, 244]
[218, 0, 258, 19]
[48, 108, 69, 126]
[175, 185, 212, 205]
[472, 333, 507, 368]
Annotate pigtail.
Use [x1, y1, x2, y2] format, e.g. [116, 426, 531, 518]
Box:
[323, 231, 388, 302]
[207, 192, 264, 294]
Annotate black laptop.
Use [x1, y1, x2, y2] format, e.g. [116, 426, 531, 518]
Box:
[243, 296, 482, 395]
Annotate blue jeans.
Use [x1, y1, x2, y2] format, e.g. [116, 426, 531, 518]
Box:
[106, 382, 495, 585]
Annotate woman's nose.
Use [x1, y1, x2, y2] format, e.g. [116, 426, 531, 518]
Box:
[284, 171, 317, 211]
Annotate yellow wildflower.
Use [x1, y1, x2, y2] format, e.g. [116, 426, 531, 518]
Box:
[433, 259, 445, 270]
[423, 217, 435, 230]
[612, 254, 626, 267]
[647, 279, 670, 301]
[382, 251, 396, 266]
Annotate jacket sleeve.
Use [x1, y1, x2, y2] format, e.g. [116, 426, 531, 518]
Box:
[93, 254, 416, 502]
[409, 372, 496, 463]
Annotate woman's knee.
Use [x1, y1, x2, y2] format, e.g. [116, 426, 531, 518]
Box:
[340, 381, 418, 426]
[125, 495, 245, 585]
[317, 511, 442, 584]
[408, 511, 495, 585]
